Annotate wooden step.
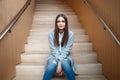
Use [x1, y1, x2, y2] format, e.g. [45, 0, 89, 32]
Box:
[31, 24, 82, 29]
[29, 32, 86, 36]
[35, 3, 68, 5]
[31, 27, 82, 30]
[33, 21, 79, 24]
[33, 17, 79, 22]
[34, 15, 78, 18]
[35, 9, 73, 12]
[25, 42, 92, 53]
[16, 63, 102, 76]
[27, 35, 89, 43]
[34, 14, 78, 18]
[33, 21, 78, 23]
[30, 27, 85, 35]
[35, 5, 70, 8]
[32, 21, 80, 26]
[13, 74, 107, 80]
[33, 16, 78, 21]
[21, 52, 97, 64]
[34, 12, 75, 15]
[29, 29, 86, 35]
[34, 13, 76, 16]
[36, 2, 64, 4]
[35, 7, 71, 10]
[35, 0, 66, 5]
[35, 4, 69, 6]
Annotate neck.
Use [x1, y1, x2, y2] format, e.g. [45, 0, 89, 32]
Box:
[59, 29, 64, 33]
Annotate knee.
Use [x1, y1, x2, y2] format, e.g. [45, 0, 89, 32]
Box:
[46, 63, 57, 72]
[61, 59, 70, 69]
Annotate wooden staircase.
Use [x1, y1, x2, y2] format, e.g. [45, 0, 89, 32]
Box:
[13, 0, 107, 80]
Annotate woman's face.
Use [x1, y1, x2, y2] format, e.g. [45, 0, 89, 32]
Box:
[57, 16, 65, 31]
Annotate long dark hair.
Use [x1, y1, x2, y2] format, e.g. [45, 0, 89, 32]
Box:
[54, 14, 69, 47]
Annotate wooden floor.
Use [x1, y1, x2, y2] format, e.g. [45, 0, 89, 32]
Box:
[13, 0, 107, 80]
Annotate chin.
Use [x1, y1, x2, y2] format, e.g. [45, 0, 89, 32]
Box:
[58, 27, 65, 30]
[59, 28, 64, 30]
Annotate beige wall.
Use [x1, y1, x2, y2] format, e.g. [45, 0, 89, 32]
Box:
[65, 0, 120, 80]
[0, 0, 35, 80]
[88, 0, 120, 41]
[0, 0, 27, 33]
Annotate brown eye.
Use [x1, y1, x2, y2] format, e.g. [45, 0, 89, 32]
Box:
[62, 20, 65, 23]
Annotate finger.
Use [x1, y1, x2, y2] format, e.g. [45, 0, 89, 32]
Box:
[59, 72, 63, 77]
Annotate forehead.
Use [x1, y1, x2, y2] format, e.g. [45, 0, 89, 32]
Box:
[57, 16, 65, 20]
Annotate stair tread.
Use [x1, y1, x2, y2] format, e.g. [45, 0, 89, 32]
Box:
[25, 42, 93, 52]
[16, 63, 103, 75]
[19, 61, 99, 65]
[29, 28, 85, 31]
[13, 74, 107, 80]
[22, 51, 97, 55]
[17, 63, 102, 67]
[27, 35, 89, 43]
[25, 42, 92, 47]
[21, 52, 97, 64]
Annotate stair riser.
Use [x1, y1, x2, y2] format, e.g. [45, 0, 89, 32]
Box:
[25, 43, 92, 53]
[34, 15, 78, 18]
[31, 28, 82, 31]
[29, 32, 87, 36]
[35, 10, 73, 12]
[32, 22, 80, 24]
[36, 2, 64, 3]
[32, 22, 81, 26]
[27, 36, 89, 43]
[35, 4, 70, 6]
[33, 20, 79, 23]
[30, 28, 85, 34]
[34, 12, 75, 15]
[33, 15, 79, 18]
[35, 6, 71, 9]
[28, 34, 88, 37]
[36, 2, 63, 3]
[31, 24, 82, 30]
[14, 75, 107, 80]
[35, 6, 70, 8]
[21, 53, 97, 64]
[16, 64, 102, 75]
[33, 17, 78, 22]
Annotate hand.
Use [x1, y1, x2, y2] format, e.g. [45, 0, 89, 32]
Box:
[58, 70, 64, 77]
[56, 61, 63, 76]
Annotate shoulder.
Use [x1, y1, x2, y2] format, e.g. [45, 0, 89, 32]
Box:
[48, 30, 54, 36]
[69, 30, 74, 36]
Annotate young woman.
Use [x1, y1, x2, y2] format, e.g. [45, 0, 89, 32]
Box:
[42, 14, 78, 80]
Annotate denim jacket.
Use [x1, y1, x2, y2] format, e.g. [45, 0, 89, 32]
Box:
[47, 30, 78, 74]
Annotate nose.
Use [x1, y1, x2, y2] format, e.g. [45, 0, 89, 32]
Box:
[60, 21, 62, 24]
[59, 21, 63, 25]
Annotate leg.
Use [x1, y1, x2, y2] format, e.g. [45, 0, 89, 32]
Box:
[42, 58, 57, 80]
[61, 59, 76, 80]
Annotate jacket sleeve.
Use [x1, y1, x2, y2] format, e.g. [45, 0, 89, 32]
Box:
[59, 32, 74, 61]
[48, 31, 60, 60]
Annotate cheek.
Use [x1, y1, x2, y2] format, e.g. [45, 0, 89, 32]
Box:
[57, 23, 60, 26]
[63, 23, 65, 26]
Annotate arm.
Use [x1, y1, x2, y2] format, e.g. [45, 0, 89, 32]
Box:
[48, 31, 60, 60]
[48, 32, 63, 76]
[59, 31, 74, 61]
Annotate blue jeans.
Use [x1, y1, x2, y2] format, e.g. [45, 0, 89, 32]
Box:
[42, 58, 76, 80]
